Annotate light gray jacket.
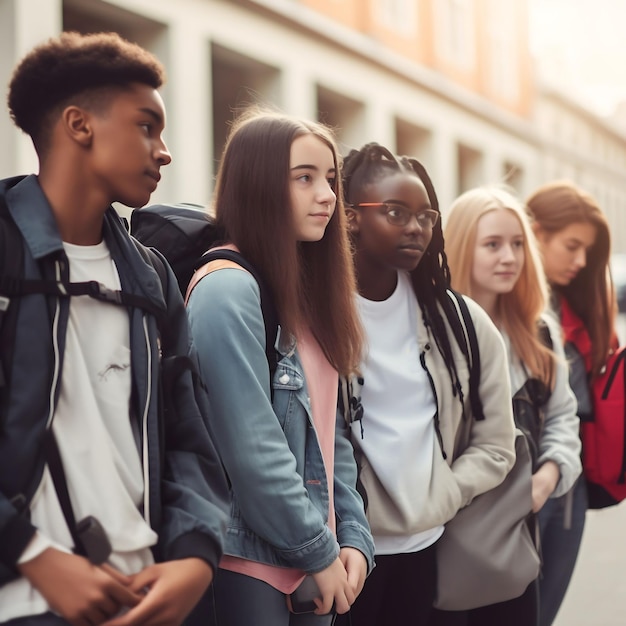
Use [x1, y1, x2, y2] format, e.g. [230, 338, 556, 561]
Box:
[342, 293, 516, 537]
[503, 313, 582, 498]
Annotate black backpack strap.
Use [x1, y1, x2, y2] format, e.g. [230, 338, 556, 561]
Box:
[448, 290, 485, 421]
[198, 249, 279, 381]
[43, 431, 88, 558]
[43, 430, 112, 564]
[0, 275, 164, 319]
[130, 240, 171, 355]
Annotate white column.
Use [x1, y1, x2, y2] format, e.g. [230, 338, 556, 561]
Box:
[432, 129, 458, 218]
[0, 0, 62, 177]
[282, 65, 316, 119]
[156, 24, 212, 207]
[365, 100, 394, 151]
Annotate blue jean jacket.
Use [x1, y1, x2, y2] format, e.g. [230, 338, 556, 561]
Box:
[187, 267, 374, 575]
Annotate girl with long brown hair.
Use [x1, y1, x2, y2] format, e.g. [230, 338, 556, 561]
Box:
[186, 109, 374, 625]
[526, 180, 617, 626]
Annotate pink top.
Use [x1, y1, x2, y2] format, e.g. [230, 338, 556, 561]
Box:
[220, 327, 339, 594]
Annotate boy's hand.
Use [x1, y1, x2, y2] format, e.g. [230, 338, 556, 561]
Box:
[18, 547, 142, 625]
[339, 547, 367, 598]
[103, 558, 213, 626]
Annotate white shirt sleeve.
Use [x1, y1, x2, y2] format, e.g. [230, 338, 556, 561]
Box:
[17, 531, 56, 565]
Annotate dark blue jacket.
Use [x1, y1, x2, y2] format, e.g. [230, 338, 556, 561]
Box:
[0, 175, 229, 585]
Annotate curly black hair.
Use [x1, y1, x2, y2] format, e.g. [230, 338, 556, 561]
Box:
[342, 142, 472, 419]
[8, 31, 165, 151]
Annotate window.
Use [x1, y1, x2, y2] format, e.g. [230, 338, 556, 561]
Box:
[435, 0, 476, 69]
[457, 142, 483, 194]
[485, 0, 520, 101]
[372, 0, 417, 37]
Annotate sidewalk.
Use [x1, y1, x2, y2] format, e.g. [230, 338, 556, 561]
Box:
[553, 500, 626, 626]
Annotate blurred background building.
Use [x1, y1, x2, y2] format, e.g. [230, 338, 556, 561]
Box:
[2, 3, 626, 622]
[1, 0, 625, 251]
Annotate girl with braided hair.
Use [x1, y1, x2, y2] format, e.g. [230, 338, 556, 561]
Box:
[335, 143, 516, 626]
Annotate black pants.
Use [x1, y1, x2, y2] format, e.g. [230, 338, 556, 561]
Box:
[336, 542, 438, 626]
[189, 569, 334, 626]
[429, 578, 539, 626]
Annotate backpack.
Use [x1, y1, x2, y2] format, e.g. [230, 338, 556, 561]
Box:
[582, 346, 626, 508]
[130, 203, 279, 381]
[560, 298, 626, 508]
[511, 320, 553, 471]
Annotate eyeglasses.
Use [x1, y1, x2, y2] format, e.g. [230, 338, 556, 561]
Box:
[351, 203, 439, 229]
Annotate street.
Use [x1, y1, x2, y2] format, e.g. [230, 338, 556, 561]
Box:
[553, 501, 626, 625]
[553, 315, 626, 625]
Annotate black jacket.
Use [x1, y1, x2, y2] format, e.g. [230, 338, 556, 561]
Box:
[0, 175, 229, 585]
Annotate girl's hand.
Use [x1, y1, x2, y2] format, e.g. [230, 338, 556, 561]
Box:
[311, 556, 354, 615]
[531, 461, 560, 512]
[339, 547, 367, 599]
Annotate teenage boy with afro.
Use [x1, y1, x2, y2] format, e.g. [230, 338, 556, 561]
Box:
[0, 31, 228, 625]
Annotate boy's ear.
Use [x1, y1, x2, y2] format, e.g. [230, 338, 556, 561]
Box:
[61, 105, 94, 147]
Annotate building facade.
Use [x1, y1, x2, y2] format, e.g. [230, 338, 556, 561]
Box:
[1, 0, 624, 250]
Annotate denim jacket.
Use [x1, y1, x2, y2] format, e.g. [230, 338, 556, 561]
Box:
[187, 267, 375, 574]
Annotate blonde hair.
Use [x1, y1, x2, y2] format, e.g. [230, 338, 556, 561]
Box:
[445, 185, 555, 388]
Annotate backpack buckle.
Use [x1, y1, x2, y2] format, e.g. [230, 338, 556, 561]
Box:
[89, 282, 122, 304]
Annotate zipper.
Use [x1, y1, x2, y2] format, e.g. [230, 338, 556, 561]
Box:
[45, 261, 64, 430]
[141, 316, 152, 526]
[21, 260, 63, 513]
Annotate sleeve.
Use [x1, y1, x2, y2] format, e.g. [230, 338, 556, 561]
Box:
[450, 297, 517, 506]
[0, 500, 37, 579]
[186, 268, 339, 573]
[537, 314, 582, 497]
[155, 255, 230, 572]
[333, 403, 375, 575]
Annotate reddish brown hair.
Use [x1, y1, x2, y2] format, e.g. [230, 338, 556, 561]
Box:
[526, 181, 615, 377]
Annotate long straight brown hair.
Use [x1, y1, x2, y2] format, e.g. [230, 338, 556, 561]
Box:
[445, 186, 556, 389]
[212, 108, 363, 375]
[526, 181, 615, 378]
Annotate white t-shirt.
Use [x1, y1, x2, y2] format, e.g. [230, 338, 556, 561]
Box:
[355, 271, 443, 554]
[0, 240, 157, 621]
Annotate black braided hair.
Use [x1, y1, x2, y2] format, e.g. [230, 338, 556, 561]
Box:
[343, 143, 471, 417]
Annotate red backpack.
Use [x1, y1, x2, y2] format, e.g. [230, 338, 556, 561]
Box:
[560, 298, 626, 508]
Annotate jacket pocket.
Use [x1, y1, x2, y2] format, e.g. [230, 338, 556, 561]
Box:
[359, 448, 462, 536]
[271, 362, 304, 429]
